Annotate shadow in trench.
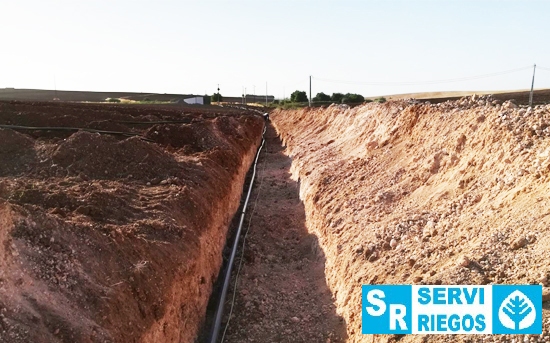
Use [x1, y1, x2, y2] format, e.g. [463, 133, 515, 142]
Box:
[201, 124, 348, 343]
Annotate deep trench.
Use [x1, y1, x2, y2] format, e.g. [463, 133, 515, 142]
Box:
[199, 124, 347, 343]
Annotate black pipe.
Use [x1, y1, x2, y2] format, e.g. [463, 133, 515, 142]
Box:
[208, 123, 267, 343]
[0, 124, 151, 140]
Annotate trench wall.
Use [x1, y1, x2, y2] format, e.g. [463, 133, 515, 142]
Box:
[0, 101, 264, 343]
[272, 99, 550, 342]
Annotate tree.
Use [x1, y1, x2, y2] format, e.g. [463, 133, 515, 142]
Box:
[211, 93, 223, 102]
[290, 90, 308, 103]
[313, 92, 331, 102]
[331, 93, 344, 103]
[341, 93, 365, 104]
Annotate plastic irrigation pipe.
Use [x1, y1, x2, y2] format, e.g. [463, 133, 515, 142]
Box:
[208, 123, 267, 343]
[0, 124, 141, 137]
[0, 124, 154, 141]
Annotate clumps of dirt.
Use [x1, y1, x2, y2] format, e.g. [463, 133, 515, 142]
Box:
[272, 96, 550, 343]
[51, 131, 184, 181]
[86, 120, 138, 133]
[0, 101, 264, 343]
[145, 124, 204, 152]
[0, 129, 37, 176]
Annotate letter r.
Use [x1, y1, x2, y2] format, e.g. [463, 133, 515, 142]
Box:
[389, 304, 408, 330]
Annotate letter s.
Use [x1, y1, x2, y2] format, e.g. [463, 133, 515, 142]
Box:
[366, 289, 386, 316]
[418, 287, 431, 305]
[475, 314, 486, 331]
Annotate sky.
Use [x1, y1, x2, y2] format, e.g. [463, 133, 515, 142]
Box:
[1, 0, 550, 99]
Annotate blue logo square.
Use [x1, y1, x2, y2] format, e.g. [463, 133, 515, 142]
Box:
[362, 285, 412, 334]
[492, 285, 542, 334]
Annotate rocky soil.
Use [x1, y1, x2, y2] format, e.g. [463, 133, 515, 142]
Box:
[218, 125, 347, 343]
[272, 96, 550, 343]
[0, 101, 263, 343]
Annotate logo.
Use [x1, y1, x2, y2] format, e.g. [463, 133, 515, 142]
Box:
[362, 285, 542, 335]
[498, 290, 536, 330]
[492, 285, 542, 334]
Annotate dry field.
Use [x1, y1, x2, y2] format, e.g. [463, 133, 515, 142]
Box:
[384, 89, 550, 105]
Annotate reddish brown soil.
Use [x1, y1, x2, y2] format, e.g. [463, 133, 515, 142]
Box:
[217, 125, 347, 343]
[0, 101, 264, 343]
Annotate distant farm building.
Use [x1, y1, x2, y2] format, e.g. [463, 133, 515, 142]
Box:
[184, 96, 205, 105]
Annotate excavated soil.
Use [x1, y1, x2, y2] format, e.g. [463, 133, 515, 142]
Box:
[0, 101, 263, 343]
[217, 125, 347, 343]
[272, 97, 550, 343]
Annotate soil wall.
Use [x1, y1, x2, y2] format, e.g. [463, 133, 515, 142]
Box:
[272, 98, 550, 342]
[0, 101, 264, 343]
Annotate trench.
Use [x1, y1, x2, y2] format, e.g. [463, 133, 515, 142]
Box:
[200, 124, 347, 342]
[0, 101, 269, 343]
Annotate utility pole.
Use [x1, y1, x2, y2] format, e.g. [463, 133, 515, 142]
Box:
[217, 84, 220, 105]
[54, 74, 58, 100]
[309, 75, 312, 107]
[529, 64, 536, 107]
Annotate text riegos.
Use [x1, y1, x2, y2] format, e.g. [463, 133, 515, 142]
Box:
[412, 286, 492, 334]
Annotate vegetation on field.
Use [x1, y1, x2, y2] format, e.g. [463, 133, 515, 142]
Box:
[211, 93, 222, 102]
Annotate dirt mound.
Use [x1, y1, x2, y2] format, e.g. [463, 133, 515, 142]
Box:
[51, 131, 184, 181]
[86, 120, 137, 133]
[0, 101, 264, 343]
[272, 96, 550, 343]
[0, 129, 37, 176]
[143, 122, 230, 155]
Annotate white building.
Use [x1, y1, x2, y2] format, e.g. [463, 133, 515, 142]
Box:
[183, 96, 204, 105]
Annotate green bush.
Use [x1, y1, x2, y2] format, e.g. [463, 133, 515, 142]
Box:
[341, 93, 365, 104]
[211, 93, 222, 102]
[106, 98, 121, 103]
[331, 93, 344, 103]
[313, 92, 331, 102]
[373, 97, 387, 103]
[290, 90, 308, 103]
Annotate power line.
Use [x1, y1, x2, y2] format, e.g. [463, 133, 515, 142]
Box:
[537, 66, 550, 72]
[314, 66, 533, 86]
[281, 78, 308, 92]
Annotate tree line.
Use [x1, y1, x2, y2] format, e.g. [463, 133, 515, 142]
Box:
[210, 90, 386, 105]
[285, 90, 385, 104]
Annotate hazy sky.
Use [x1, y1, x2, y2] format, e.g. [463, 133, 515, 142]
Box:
[2, 0, 550, 98]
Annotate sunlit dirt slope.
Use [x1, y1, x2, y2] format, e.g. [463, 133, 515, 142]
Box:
[272, 97, 550, 343]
